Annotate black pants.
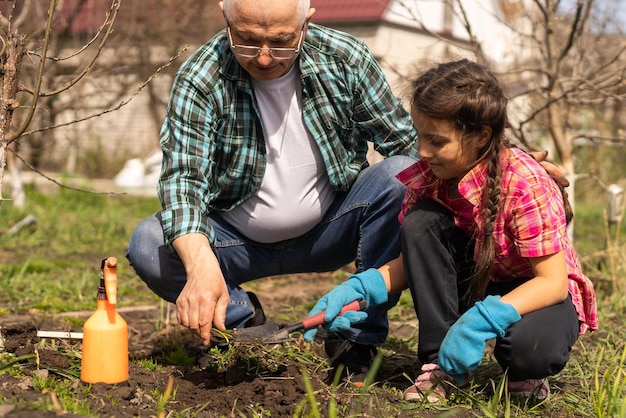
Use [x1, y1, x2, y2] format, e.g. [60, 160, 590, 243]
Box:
[400, 200, 580, 380]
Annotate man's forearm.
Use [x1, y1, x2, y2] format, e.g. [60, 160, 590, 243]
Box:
[172, 233, 219, 275]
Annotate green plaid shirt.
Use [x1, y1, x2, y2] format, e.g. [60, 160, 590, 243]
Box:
[158, 24, 418, 250]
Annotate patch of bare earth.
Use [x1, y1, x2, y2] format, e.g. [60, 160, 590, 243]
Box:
[0, 273, 428, 417]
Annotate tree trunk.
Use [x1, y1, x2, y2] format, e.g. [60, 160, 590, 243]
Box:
[0, 32, 25, 205]
[8, 145, 25, 207]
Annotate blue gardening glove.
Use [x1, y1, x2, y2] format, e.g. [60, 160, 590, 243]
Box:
[438, 295, 521, 382]
[303, 268, 388, 342]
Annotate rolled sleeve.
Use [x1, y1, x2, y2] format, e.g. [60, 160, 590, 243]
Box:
[157, 60, 218, 252]
[160, 207, 214, 253]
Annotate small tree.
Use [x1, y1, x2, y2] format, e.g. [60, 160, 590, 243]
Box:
[0, 0, 125, 207]
[0, 0, 190, 207]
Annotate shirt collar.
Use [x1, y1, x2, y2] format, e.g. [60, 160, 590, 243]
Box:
[457, 162, 487, 206]
[457, 148, 512, 206]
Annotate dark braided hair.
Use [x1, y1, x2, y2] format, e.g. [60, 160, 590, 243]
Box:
[410, 59, 509, 302]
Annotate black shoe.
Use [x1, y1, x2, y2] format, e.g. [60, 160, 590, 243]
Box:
[324, 333, 377, 387]
[244, 291, 266, 328]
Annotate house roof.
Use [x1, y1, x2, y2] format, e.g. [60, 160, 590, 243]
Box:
[56, 0, 391, 35]
[310, 0, 391, 22]
[58, 0, 102, 34]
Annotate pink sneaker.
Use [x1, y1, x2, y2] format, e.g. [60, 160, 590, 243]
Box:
[404, 363, 467, 403]
[508, 378, 550, 400]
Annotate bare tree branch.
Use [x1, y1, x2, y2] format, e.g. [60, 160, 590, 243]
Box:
[11, 148, 127, 195]
[37, 0, 122, 98]
[19, 44, 188, 137]
[7, 0, 55, 142]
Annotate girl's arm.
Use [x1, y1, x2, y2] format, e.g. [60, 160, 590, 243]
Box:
[499, 251, 569, 315]
[438, 250, 569, 380]
[302, 255, 407, 342]
[378, 255, 408, 294]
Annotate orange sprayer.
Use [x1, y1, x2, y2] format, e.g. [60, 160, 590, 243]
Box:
[80, 257, 129, 384]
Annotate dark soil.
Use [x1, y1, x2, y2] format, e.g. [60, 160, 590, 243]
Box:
[0, 273, 429, 417]
[2, 270, 603, 417]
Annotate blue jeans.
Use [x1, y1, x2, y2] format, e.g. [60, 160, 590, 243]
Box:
[126, 155, 415, 345]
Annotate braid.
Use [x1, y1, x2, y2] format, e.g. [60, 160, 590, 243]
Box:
[466, 146, 503, 302]
[411, 59, 510, 303]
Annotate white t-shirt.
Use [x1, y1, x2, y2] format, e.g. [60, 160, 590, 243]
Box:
[220, 67, 336, 243]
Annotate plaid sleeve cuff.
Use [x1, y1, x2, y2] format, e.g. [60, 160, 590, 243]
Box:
[160, 207, 214, 253]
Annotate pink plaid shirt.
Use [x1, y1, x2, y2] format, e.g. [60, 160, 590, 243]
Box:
[396, 147, 598, 334]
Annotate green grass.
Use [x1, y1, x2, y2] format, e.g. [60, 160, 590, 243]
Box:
[1, 185, 162, 313]
[1, 184, 625, 417]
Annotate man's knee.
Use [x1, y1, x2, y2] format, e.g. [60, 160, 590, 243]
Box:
[127, 214, 163, 263]
[126, 214, 168, 286]
[368, 155, 413, 181]
[380, 155, 415, 174]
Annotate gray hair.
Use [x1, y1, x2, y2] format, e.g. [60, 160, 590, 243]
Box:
[222, 0, 310, 23]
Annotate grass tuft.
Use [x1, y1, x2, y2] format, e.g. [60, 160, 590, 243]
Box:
[0, 187, 625, 416]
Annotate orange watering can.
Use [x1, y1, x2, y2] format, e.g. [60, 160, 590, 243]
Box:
[80, 257, 129, 384]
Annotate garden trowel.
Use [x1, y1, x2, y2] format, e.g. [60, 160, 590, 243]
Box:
[212, 299, 367, 344]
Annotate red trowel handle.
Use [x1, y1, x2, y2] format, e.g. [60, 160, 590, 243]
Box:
[301, 299, 368, 329]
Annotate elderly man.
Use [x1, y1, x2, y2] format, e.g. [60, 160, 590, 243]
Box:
[126, 0, 417, 384]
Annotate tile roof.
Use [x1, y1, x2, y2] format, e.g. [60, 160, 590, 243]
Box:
[50, 0, 392, 34]
[310, 0, 392, 22]
[58, 0, 102, 33]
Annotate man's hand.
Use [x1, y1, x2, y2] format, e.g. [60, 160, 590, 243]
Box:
[528, 150, 569, 188]
[173, 234, 229, 345]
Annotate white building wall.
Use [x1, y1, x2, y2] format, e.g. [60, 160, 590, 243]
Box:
[383, 0, 516, 66]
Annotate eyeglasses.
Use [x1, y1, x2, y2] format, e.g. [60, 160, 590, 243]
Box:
[226, 24, 305, 59]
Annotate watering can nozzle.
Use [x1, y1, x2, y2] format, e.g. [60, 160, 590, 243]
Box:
[102, 256, 118, 305]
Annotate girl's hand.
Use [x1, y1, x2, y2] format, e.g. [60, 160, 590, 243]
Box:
[303, 269, 388, 342]
[438, 296, 520, 382]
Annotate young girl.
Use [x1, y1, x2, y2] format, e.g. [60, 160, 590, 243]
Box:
[304, 59, 598, 402]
